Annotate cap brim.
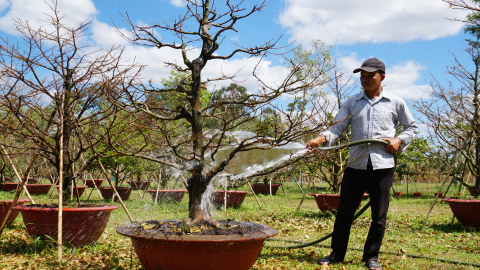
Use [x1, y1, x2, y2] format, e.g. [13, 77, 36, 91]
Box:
[353, 67, 381, 73]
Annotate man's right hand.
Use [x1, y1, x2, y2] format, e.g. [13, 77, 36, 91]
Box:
[306, 135, 326, 151]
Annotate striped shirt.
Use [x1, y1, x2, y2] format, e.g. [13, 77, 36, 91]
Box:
[321, 90, 418, 170]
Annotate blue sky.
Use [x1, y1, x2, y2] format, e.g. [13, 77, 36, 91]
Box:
[0, 0, 475, 135]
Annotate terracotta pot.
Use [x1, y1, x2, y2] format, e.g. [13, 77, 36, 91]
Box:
[83, 179, 104, 188]
[25, 184, 53, 195]
[127, 181, 151, 190]
[435, 192, 443, 198]
[54, 185, 88, 197]
[116, 221, 278, 270]
[0, 198, 30, 225]
[98, 187, 132, 201]
[147, 189, 187, 203]
[251, 183, 282, 195]
[442, 198, 480, 227]
[211, 190, 249, 208]
[13, 204, 118, 246]
[1, 182, 20, 192]
[310, 193, 341, 214]
[413, 192, 422, 197]
[395, 192, 402, 197]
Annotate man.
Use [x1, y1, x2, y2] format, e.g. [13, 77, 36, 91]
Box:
[306, 58, 417, 270]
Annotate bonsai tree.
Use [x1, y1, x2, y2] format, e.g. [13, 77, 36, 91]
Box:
[0, 1, 142, 197]
[106, 0, 333, 226]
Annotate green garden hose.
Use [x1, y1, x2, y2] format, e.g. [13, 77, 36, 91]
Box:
[265, 138, 480, 268]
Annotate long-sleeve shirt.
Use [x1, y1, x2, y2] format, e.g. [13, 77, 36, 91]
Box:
[321, 90, 418, 170]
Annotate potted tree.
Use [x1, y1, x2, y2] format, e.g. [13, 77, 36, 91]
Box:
[108, 1, 333, 269]
[0, 2, 139, 246]
[415, 0, 480, 227]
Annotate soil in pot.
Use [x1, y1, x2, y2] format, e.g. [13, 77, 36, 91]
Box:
[1, 182, 20, 192]
[83, 179, 104, 188]
[147, 189, 187, 203]
[0, 198, 30, 225]
[442, 198, 480, 227]
[116, 219, 278, 270]
[98, 187, 132, 201]
[25, 184, 53, 195]
[127, 181, 151, 190]
[13, 203, 118, 246]
[211, 190, 249, 208]
[251, 183, 282, 195]
[54, 185, 88, 197]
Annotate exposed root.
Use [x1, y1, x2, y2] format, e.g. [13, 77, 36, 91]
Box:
[184, 215, 220, 229]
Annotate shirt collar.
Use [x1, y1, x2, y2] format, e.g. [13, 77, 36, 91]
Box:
[355, 88, 392, 101]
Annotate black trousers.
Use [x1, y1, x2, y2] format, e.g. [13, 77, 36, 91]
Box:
[330, 159, 394, 261]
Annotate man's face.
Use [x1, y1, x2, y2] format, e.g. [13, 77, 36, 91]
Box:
[360, 70, 385, 92]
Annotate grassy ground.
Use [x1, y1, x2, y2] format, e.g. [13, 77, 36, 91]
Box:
[0, 180, 479, 269]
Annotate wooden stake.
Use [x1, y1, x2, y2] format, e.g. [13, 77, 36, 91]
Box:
[0, 145, 35, 203]
[58, 99, 64, 263]
[154, 172, 162, 205]
[223, 177, 228, 211]
[97, 159, 134, 222]
[180, 174, 188, 187]
[247, 180, 262, 210]
[269, 177, 272, 197]
[295, 175, 313, 213]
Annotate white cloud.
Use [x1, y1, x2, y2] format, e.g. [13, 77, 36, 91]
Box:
[170, 0, 186, 8]
[279, 0, 466, 45]
[335, 53, 431, 100]
[0, 0, 97, 35]
[92, 21, 130, 48]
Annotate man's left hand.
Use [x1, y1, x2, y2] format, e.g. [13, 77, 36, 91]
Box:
[380, 138, 402, 154]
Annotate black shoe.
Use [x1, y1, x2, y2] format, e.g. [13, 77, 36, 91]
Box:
[318, 253, 342, 265]
[364, 257, 382, 270]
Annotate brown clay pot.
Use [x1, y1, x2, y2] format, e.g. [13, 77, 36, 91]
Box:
[54, 185, 88, 197]
[13, 204, 118, 246]
[147, 189, 187, 203]
[435, 192, 443, 198]
[310, 193, 340, 214]
[25, 184, 53, 195]
[127, 181, 151, 190]
[211, 190, 249, 208]
[98, 187, 132, 201]
[83, 179, 104, 188]
[0, 198, 30, 225]
[251, 183, 282, 195]
[413, 192, 422, 197]
[442, 198, 480, 227]
[1, 182, 20, 192]
[395, 192, 402, 197]
[116, 221, 278, 270]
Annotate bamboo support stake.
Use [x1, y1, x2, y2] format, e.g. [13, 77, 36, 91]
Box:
[269, 177, 272, 197]
[293, 177, 304, 193]
[0, 148, 36, 236]
[180, 174, 188, 187]
[295, 175, 313, 213]
[97, 159, 134, 222]
[247, 180, 262, 209]
[0, 145, 35, 204]
[421, 151, 461, 229]
[223, 177, 228, 211]
[154, 173, 162, 205]
[57, 101, 64, 263]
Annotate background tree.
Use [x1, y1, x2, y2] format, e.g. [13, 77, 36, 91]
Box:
[0, 1, 141, 197]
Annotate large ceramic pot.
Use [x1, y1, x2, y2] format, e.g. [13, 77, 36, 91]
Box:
[251, 183, 282, 195]
[310, 193, 340, 214]
[0, 198, 30, 225]
[211, 190, 249, 208]
[1, 182, 20, 192]
[147, 189, 187, 203]
[116, 221, 278, 270]
[127, 181, 151, 190]
[98, 187, 132, 201]
[13, 203, 118, 246]
[54, 185, 88, 197]
[25, 184, 53, 195]
[83, 179, 104, 188]
[413, 192, 422, 197]
[442, 198, 480, 227]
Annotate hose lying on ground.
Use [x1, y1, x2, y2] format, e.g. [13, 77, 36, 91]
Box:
[265, 139, 480, 268]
